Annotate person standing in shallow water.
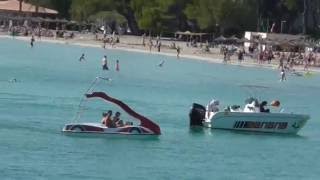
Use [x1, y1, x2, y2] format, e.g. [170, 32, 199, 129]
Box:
[176, 46, 181, 58]
[79, 53, 85, 62]
[102, 55, 109, 70]
[280, 68, 286, 82]
[115, 60, 120, 71]
[30, 35, 35, 48]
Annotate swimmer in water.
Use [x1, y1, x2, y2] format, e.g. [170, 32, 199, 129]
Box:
[30, 35, 35, 48]
[158, 60, 165, 67]
[115, 60, 120, 71]
[79, 53, 85, 61]
[280, 68, 286, 82]
[102, 55, 109, 70]
[9, 78, 17, 83]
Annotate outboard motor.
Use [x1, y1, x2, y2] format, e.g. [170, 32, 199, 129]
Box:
[189, 103, 206, 126]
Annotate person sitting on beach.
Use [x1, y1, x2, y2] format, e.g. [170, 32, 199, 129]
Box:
[259, 101, 270, 113]
[113, 112, 124, 127]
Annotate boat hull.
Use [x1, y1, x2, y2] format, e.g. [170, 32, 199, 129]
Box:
[204, 112, 309, 134]
[62, 123, 158, 135]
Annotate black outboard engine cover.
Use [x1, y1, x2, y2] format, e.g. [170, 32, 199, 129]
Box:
[189, 103, 206, 126]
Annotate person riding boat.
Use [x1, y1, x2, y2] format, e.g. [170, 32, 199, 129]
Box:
[259, 101, 270, 113]
[113, 112, 124, 127]
[101, 110, 113, 127]
[206, 99, 219, 119]
[243, 99, 259, 113]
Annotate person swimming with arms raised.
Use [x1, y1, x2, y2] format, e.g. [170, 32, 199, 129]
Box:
[158, 60, 165, 67]
[8, 78, 17, 83]
[79, 53, 86, 61]
[30, 35, 35, 48]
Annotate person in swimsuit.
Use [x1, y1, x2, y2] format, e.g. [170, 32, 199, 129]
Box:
[102, 55, 109, 70]
[79, 53, 85, 61]
[113, 112, 124, 127]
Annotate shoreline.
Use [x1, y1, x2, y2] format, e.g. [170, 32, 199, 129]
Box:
[1, 34, 319, 73]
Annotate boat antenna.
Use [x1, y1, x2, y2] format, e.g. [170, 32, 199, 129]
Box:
[72, 76, 111, 122]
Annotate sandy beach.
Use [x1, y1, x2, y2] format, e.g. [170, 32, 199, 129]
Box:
[1, 33, 319, 73]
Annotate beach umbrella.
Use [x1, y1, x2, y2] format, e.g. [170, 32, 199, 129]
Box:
[228, 35, 239, 42]
[238, 37, 249, 43]
[214, 35, 226, 42]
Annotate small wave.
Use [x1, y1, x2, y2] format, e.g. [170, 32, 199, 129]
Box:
[239, 84, 270, 89]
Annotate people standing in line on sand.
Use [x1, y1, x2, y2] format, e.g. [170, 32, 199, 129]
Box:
[148, 39, 153, 52]
[30, 35, 35, 48]
[267, 49, 273, 64]
[110, 37, 114, 47]
[102, 55, 109, 70]
[142, 33, 146, 46]
[157, 41, 161, 52]
[278, 53, 285, 69]
[103, 38, 107, 49]
[238, 49, 244, 63]
[79, 53, 85, 62]
[156, 35, 160, 46]
[223, 48, 228, 63]
[115, 60, 120, 71]
[176, 46, 181, 58]
[304, 53, 311, 71]
[280, 68, 286, 82]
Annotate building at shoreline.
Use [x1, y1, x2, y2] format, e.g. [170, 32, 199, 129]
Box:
[0, 0, 57, 17]
[0, 0, 58, 28]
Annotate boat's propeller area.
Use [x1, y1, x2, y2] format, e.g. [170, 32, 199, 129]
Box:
[189, 103, 206, 126]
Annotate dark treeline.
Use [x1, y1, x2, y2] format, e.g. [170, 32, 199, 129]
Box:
[29, 0, 320, 37]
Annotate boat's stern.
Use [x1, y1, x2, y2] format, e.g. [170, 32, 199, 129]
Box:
[189, 103, 206, 126]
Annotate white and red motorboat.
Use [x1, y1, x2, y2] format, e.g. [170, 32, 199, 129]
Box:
[62, 91, 161, 135]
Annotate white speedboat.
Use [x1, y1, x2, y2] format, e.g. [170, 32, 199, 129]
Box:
[189, 100, 309, 134]
[63, 91, 161, 135]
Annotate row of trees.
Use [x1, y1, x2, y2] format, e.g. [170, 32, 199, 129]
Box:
[24, 0, 320, 37]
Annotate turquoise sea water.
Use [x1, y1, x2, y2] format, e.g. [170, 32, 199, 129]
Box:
[0, 38, 319, 180]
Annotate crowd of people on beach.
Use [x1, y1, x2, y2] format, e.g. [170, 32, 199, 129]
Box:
[3, 22, 319, 82]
